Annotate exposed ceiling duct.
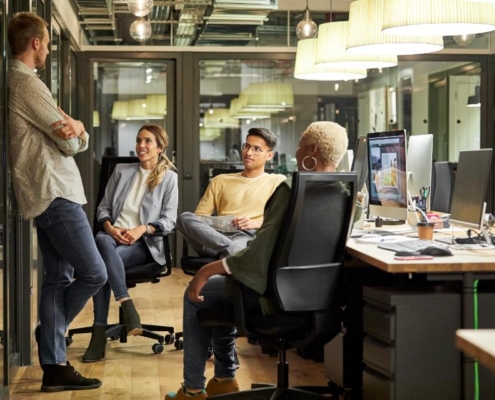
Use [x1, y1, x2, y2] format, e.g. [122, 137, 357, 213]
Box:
[73, 0, 279, 46]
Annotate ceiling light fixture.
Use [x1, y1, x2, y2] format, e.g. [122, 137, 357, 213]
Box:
[130, 18, 152, 42]
[294, 38, 367, 81]
[316, 21, 397, 69]
[128, 0, 154, 17]
[296, 0, 318, 39]
[382, 0, 495, 36]
[346, 0, 444, 55]
[454, 34, 476, 46]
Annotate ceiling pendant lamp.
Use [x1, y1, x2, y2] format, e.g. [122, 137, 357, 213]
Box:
[382, 0, 495, 36]
[347, 0, 444, 55]
[296, 0, 318, 39]
[295, 38, 367, 81]
[128, 0, 154, 17]
[130, 17, 152, 42]
[316, 21, 397, 69]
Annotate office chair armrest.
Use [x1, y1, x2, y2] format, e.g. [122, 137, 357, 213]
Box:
[149, 229, 175, 276]
[149, 229, 175, 238]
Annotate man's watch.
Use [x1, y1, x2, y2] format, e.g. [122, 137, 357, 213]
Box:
[146, 224, 152, 234]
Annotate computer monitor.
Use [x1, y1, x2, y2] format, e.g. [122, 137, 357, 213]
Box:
[449, 149, 493, 232]
[352, 135, 369, 192]
[367, 130, 408, 222]
[337, 150, 354, 172]
[407, 134, 433, 209]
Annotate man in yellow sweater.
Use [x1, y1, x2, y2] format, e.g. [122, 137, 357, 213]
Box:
[177, 128, 286, 258]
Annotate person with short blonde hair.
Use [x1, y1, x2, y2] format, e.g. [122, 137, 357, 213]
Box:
[166, 121, 362, 400]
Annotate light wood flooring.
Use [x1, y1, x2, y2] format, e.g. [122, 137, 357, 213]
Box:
[10, 269, 328, 399]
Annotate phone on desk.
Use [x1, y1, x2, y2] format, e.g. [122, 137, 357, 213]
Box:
[394, 255, 434, 260]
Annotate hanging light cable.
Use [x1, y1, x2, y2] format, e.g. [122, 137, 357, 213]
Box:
[296, 0, 318, 39]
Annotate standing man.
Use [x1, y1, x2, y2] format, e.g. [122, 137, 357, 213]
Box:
[8, 12, 107, 392]
[177, 128, 286, 258]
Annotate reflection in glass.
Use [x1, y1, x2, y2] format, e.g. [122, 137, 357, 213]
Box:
[199, 58, 481, 197]
[50, 29, 59, 104]
[93, 61, 168, 192]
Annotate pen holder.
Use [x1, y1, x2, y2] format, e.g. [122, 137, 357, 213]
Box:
[417, 222, 435, 241]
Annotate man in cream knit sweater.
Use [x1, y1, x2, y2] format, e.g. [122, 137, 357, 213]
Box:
[177, 128, 286, 258]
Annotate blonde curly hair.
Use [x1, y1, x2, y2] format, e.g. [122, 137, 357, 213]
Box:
[301, 121, 348, 167]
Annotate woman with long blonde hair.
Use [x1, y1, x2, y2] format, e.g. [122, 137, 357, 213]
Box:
[83, 124, 178, 362]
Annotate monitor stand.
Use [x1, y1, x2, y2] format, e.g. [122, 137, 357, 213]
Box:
[374, 217, 406, 227]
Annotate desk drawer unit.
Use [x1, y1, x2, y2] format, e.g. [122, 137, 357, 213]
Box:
[363, 286, 461, 400]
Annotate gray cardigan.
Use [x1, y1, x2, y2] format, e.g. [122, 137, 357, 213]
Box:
[97, 163, 178, 265]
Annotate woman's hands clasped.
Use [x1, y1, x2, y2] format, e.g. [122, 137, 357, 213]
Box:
[104, 224, 147, 245]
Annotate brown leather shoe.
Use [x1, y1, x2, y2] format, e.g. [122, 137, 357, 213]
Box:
[205, 377, 239, 396]
[41, 361, 102, 392]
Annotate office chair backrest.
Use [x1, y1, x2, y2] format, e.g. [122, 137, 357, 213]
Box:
[94, 156, 139, 233]
[268, 172, 357, 312]
[430, 161, 455, 213]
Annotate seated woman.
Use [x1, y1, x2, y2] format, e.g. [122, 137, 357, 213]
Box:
[83, 124, 178, 363]
[166, 121, 363, 399]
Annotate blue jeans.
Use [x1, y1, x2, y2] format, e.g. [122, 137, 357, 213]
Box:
[93, 232, 153, 326]
[183, 275, 237, 390]
[34, 198, 107, 365]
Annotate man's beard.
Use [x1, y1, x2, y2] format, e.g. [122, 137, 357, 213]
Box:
[34, 53, 46, 70]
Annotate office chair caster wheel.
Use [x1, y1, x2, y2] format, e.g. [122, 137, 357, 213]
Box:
[165, 333, 175, 345]
[152, 343, 164, 354]
[65, 337, 73, 347]
[174, 339, 183, 350]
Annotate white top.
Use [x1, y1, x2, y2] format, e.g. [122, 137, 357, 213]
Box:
[114, 167, 151, 229]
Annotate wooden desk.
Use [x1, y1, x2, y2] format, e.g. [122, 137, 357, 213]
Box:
[345, 239, 495, 400]
[457, 330, 495, 375]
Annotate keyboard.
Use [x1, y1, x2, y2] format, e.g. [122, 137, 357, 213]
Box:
[378, 239, 448, 253]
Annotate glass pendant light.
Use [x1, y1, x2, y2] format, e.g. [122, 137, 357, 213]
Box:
[128, 0, 154, 17]
[296, 0, 318, 40]
[130, 18, 152, 42]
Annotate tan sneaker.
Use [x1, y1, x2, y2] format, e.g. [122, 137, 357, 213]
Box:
[205, 377, 240, 396]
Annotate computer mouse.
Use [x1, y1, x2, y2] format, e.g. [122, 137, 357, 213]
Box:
[419, 246, 453, 257]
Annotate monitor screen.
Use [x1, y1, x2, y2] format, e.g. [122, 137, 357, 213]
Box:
[352, 135, 368, 192]
[407, 134, 433, 209]
[367, 130, 408, 221]
[450, 149, 493, 230]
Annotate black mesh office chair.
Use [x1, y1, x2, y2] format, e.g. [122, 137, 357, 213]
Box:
[67, 156, 175, 354]
[197, 171, 357, 399]
[430, 161, 456, 213]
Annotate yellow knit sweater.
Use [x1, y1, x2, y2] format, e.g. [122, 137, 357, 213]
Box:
[195, 172, 287, 222]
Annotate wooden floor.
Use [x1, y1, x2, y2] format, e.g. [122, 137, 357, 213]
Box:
[10, 269, 328, 399]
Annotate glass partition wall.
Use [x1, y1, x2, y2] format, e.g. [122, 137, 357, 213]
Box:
[198, 58, 482, 191]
